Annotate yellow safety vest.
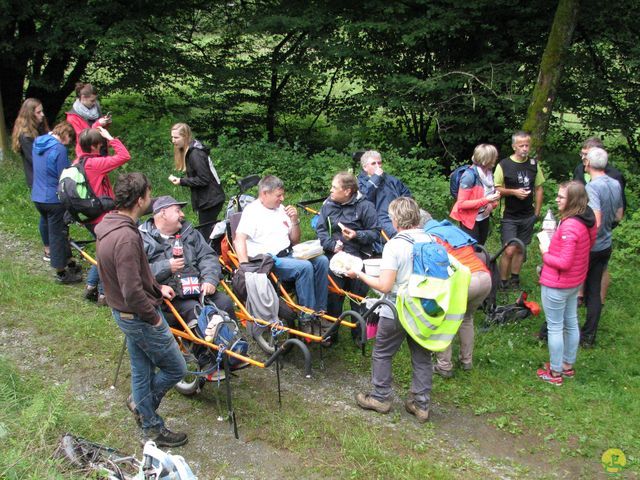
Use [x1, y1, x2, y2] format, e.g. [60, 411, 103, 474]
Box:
[396, 256, 471, 352]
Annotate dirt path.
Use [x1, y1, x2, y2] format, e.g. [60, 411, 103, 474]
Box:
[0, 231, 609, 479]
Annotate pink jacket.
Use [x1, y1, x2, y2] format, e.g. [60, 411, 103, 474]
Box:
[539, 212, 596, 289]
[450, 168, 497, 229]
[74, 138, 131, 225]
[66, 112, 103, 159]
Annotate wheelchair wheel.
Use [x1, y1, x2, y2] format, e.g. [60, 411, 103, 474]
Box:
[175, 352, 205, 396]
[247, 322, 284, 354]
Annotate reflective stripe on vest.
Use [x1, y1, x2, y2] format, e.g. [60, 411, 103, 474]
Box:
[396, 260, 471, 352]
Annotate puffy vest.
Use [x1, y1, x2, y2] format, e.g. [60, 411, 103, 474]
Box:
[396, 256, 471, 351]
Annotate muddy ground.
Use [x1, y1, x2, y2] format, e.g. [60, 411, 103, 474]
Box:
[0, 231, 617, 479]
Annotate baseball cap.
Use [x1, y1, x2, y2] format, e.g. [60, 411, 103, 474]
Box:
[153, 195, 187, 214]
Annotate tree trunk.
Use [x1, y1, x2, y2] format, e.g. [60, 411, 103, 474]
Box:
[523, 0, 580, 159]
[0, 82, 9, 162]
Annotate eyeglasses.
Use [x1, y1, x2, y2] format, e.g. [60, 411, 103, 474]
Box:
[369, 161, 382, 165]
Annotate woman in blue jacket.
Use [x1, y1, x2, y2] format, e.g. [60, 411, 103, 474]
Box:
[31, 122, 81, 283]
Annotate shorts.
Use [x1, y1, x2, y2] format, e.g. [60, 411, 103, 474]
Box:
[500, 215, 537, 246]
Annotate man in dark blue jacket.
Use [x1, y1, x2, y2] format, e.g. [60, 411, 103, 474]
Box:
[357, 150, 411, 239]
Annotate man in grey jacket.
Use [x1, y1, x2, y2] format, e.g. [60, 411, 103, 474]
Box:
[139, 195, 236, 328]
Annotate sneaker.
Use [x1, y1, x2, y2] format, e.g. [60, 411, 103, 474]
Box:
[84, 285, 99, 302]
[298, 313, 315, 335]
[355, 393, 391, 414]
[126, 395, 142, 428]
[43, 252, 51, 262]
[543, 362, 575, 378]
[433, 365, 454, 379]
[97, 294, 108, 307]
[55, 269, 82, 284]
[536, 367, 563, 386]
[404, 398, 430, 423]
[143, 427, 188, 448]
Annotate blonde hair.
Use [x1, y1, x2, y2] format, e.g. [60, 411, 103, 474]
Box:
[171, 123, 192, 172]
[388, 197, 420, 230]
[559, 181, 589, 220]
[11, 98, 49, 153]
[471, 143, 498, 168]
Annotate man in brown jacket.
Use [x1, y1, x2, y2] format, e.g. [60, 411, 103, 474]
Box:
[96, 172, 188, 447]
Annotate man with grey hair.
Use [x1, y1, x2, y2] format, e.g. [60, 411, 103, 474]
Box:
[234, 175, 329, 330]
[357, 150, 411, 239]
[581, 147, 623, 347]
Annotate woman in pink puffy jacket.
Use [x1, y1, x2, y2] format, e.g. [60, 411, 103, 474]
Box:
[537, 181, 596, 385]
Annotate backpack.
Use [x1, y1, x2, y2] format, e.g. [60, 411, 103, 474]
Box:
[57, 157, 114, 223]
[449, 165, 477, 199]
[195, 304, 249, 369]
[395, 233, 471, 351]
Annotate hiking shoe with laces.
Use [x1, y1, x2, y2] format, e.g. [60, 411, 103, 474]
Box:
[355, 393, 391, 414]
[84, 285, 99, 302]
[461, 362, 473, 372]
[97, 294, 108, 307]
[543, 362, 575, 377]
[404, 398, 430, 423]
[298, 313, 315, 335]
[142, 427, 188, 448]
[55, 269, 82, 284]
[433, 365, 454, 379]
[126, 395, 142, 428]
[536, 367, 563, 386]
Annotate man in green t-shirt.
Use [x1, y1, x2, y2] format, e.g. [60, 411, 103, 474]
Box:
[494, 131, 544, 289]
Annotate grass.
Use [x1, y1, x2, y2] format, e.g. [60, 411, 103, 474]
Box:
[1, 144, 639, 478]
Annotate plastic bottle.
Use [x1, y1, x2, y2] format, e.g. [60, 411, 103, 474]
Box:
[542, 209, 557, 240]
[172, 234, 184, 259]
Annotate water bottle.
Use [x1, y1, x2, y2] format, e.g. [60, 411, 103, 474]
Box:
[542, 209, 556, 240]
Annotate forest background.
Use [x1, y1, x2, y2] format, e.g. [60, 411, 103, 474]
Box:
[0, 0, 639, 478]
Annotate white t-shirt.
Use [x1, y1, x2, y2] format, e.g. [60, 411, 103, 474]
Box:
[236, 200, 292, 258]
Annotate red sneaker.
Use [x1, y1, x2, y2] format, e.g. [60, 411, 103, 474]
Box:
[544, 362, 575, 377]
[537, 367, 563, 386]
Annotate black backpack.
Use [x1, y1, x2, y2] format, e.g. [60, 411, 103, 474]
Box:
[57, 157, 115, 223]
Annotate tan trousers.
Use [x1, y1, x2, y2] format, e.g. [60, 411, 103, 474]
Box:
[435, 270, 492, 370]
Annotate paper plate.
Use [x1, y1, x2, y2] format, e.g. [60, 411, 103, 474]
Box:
[330, 251, 363, 276]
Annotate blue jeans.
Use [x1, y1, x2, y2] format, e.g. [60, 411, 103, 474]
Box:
[273, 254, 329, 311]
[34, 202, 69, 270]
[112, 309, 187, 431]
[85, 223, 103, 293]
[541, 285, 580, 373]
[39, 215, 49, 248]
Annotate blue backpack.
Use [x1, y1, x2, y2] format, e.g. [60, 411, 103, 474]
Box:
[449, 165, 477, 199]
[196, 304, 249, 368]
[398, 233, 453, 315]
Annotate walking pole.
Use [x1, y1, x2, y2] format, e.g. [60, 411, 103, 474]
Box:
[111, 337, 127, 388]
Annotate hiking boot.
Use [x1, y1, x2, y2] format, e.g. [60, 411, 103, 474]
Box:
[355, 393, 391, 414]
[97, 294, 108, 307]
[536, 367, 563, 386]
[498, 279, 510, 291]
[55, 269, 82, 284]
[461, 362, 473, 372]
[142, 427, 188, 448]
[404, 398, 430, 423]
[84, 285, 99, 302]
[126, 395, 142, 428]
[433, 365, 454, 379]
[509, 277, 521, 289]
[298, 313, 315, 335]
[67, 261, 82, 275]
[543, 362, 575, 378]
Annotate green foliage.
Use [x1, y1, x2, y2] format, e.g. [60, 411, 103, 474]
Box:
[0, 360, 86, 479]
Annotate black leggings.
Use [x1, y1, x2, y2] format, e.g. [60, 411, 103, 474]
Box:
[460, 217, 491, 245]
[197, 203, 224, 242]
